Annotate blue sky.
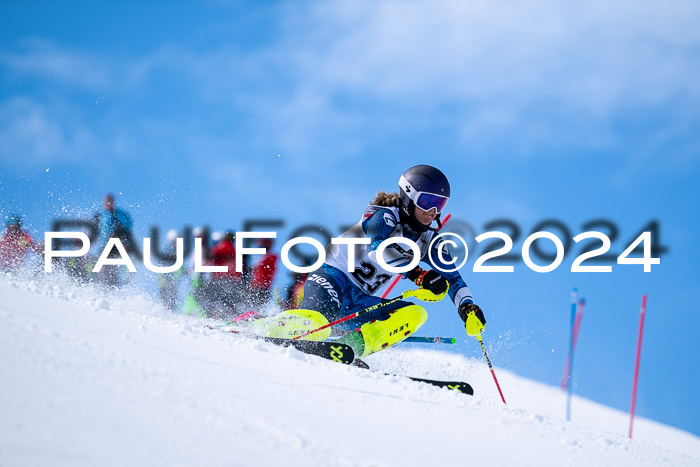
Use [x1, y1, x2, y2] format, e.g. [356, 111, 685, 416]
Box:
[1, 1, 699, 435]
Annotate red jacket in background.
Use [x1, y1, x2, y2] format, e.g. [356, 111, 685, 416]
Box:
[250, 253, 278, 290]
[0, 230, 38, 271]
[211, 240, 241, 281]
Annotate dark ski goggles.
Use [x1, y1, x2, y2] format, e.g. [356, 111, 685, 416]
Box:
[414, 192, 449, 214]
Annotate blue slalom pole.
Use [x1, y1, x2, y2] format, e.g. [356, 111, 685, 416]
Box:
[566, 288, 577, 421]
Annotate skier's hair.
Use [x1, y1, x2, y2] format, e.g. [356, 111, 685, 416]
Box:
[370, 190, 400, 207]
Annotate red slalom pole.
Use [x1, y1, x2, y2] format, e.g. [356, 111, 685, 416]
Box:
[292, 292, 411, 340]
[629, 294, 647, 439]
[572, 303, 584, 349]
[561, 299, 586, 389]
[561, 288, 577, 393]
[380, 275, 403, 299]
[380, 213, 452, 299]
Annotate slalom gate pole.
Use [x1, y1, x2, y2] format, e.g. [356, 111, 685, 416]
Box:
[561, 299, 587, 388]
[561, 289, 578, 389]
[292, 289, 419, 340]
[211, 311, 261, 327]
[380, 213, 452, 299]
[566, 298, 585, 421]
[572, 300, 585, 349]
[466, 312, 506, 404]
[565, 288, 577, 421]
[380, 275, 403, 300]
[629, 294, 647, 439]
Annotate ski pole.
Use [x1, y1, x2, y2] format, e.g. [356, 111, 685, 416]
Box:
[380, 213, 452, 299]
[465, 312, 507, 405]
[292, 287, 446, 340]
[329, 335, 456, 344]
[629, 294, 647, 439]
[403, 336, 456, 344]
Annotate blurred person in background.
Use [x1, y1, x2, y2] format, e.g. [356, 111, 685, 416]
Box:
[206, 231, 243, 318]
[247, 238, 278, 309]
[280, 269, 308, 311]
[93, 193, 135, 288]
[182, 226, 211, 317]
[158, 229, 185, 311]
[0, 214, 42, 273]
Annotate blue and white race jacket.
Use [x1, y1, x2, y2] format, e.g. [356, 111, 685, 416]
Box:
[326, 205, 473, 308]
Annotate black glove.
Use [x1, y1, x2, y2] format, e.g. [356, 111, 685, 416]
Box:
[406, 267, 448, 295]
[458, 302, 486, 326]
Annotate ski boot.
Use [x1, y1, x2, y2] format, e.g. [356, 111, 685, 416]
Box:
[337, 304, 428, 359]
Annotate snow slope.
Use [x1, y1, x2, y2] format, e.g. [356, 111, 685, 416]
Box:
[1, 274, 698, 467]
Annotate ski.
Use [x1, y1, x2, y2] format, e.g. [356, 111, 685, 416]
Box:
[208, 326, 355, 364]
[353, 359, 473, 394]
[261, 337, 355, 364]
[353, 361, 473, 395]
[209, 324, 471, 391]
[211, 326, 471, 391]
[402, 376, 474, 395]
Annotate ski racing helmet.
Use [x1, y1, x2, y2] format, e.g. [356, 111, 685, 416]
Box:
[399, 164, 450, 218]
[6, 214, 22, 228]
[166, 229, 179, 244]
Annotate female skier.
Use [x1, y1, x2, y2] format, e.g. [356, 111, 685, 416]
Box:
[300, 164, 486, 359]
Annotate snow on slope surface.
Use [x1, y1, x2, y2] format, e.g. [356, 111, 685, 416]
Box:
[1, 274, 698, 467]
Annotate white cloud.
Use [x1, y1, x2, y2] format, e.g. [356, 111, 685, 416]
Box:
[0, 98, 94, 166]
[0, 39, 112, 89]
[263, 0, 700, 160]
[2, 1, 698, 171]
[283, 1, 700, 107]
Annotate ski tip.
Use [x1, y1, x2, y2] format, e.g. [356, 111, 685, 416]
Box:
[447, 382, 474, 395]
